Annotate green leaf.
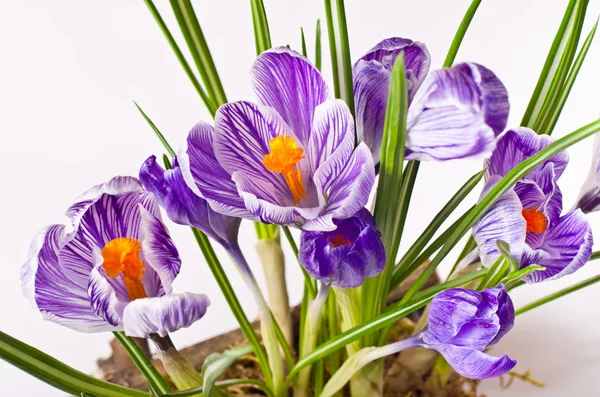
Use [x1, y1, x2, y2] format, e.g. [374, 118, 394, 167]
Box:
[250, 0, 272, 54]
[82, 393, 98, 397]
[300, 27, 308, 57]
[522, 0, 589, 130]
[541, 17, 598, 134]
[443, 0, 483, 67]
[163, 154, 173, 170]
[476, 256, 510, 290]
[323, 0, 354, 116]
[392, 170, 485, 286]
[0, 331, 149, 397]
[516, 273, 600, 316]
[363, 53, 408, 344]
[202, 345, 253, 397]
[319, 347, 378, 397]
[143, 0, 216, 116]
[113, 332, 171, 395]
[399, 118, 600, 304]
[496, 240, 519, 272]
[169, 0, 228, 106]
[134, 102, 176, 158]
[501, 265, 545, 288]
[315, 19, 322, 71]
[161, 379, 274, 397]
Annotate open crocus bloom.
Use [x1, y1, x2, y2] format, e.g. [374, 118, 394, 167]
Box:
[576, 132, 600, 213]
[298, 208, 385, 288]
[179, 47, 375, 231]
[353, 37, 509, 162]
[21, 177, 209, 337]
[473, 128, 593, 283]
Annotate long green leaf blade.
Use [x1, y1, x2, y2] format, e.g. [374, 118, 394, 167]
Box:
[143, 0, 216, 116]
[400, 118, 600, 303]
[0, 331, 149, 397]
[113, 332, 171, 395]
[135, 102, 176, 158]
[202, 345, 253, 397]
[443, 0, 483, 67]
[315, 20, 322, 71]
[170, 0, 227, 106]
[250, 0, 272, 54]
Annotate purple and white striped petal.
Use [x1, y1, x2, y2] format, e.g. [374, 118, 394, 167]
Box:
[523, 209, 593, 283]
[215, 101, 313, 208]
[405, 63, 509, 161]
[424, 288, 481, 345]
[178, 122, 252, 218]
[139, 206, 181, 294]
[251, 47, 329, 146]
[353, 37, 431, 163]
[88, 251, 126, 328]
[576, 132, 600, 213]
[485, 128, 569, 180]
[123, 292, 210, 338]
[472, 177, 526, 268]
[309, 100, 355, 206]
[21, 225, 112, 332]
[434, 345, 516, 380]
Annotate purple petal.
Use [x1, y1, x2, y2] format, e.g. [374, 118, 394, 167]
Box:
[472, 177, 526, 268]
[524, 209, 594, 283]
[447, 318, 500, 350]
[576, 133, 600, 213]
[434, 345, 516, 379]
[215, 101, 316, 208]
[139, 206, 181, 294]
[486, 127, 569, 180]
[405, 63, 509, 161]
[123, 292, 210, 338]
[311, 143, 375, 230]
[425, 288, 482, 345]
[486, 286, 515, 345]
[21, 225, 112, 332]
[88, 251, 126, 328]
[178, 122, 251, 218]
[251, 47, 329, 146]
[353, 37, 431, 163]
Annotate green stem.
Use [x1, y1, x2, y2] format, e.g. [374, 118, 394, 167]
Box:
[162, 378, 274, 397]
[0, 331, 149, 397]
[516, 273, 600, 315]
[113, 332, 171, 394]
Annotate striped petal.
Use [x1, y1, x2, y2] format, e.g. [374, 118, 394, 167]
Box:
[88, 250, 126, 328]
[251, 47, 329, 146]
[123, 293, 210, 338]
[406, 63, 509, 161]
[576, 132, 600, 213]
[434, 345, 516, 380]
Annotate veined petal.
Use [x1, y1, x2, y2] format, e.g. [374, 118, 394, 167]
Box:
[215, 101, 307, 207]
[178, 122, 251, 218]
[139, 206, 181, 294]
[251, 47, 329, 146]
[486, 127, 569, 180]
[434, 345, 516, 379]
[473, 177, 526, 268]
[524, 209, 593, 283]
[353, 37, 431, 163]
[424, 288, 481, 344]
[21, 225, 112, 333]
[406, 63, 509, 161]
[123, 292, 210, 338]
[88, 251, 126, 328]
[314, 143, 375, 229]
[309, 99, 355, 206]
[576, 132, 600, 213]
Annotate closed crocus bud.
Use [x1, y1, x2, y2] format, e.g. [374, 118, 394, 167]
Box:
[420, 286, 516, 379]
[298, 208, 386, 288]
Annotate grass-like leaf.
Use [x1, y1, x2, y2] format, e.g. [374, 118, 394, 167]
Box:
[443, 0, 483, 67]
[202, 345, 253, 397]
[135, 102, 176, 157]
[0, 331, 150, 397]
[250, 0, 273, 54]
[315, 20, 322, 71]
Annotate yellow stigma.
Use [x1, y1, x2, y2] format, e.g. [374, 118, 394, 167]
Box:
[521, 207, 548, 234]
[263, 135, 307, 204]
[101, 238, 148, 301]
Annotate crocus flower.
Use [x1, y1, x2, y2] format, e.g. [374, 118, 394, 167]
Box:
[178, 48, 375, 231]
[353, 37, 509, 162]
[576, 133, 600, 213]
[298, 208, 385, 288]
[473, 128, 593, 283]
[320, 286, 516, 397]
[21, 176, 209, 337]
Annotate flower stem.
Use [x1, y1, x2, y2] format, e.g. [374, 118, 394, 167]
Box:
[294, 283, 331, 397]
[150, 335, 203, 396]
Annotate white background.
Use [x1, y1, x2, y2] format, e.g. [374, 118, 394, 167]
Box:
[1, 0, 600, 395]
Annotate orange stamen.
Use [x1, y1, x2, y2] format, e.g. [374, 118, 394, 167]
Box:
[521, 207, 548, 234]
[263, 135, 307, 204]
[101, 237, 148, 301]
[329, 233, 351, 248]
